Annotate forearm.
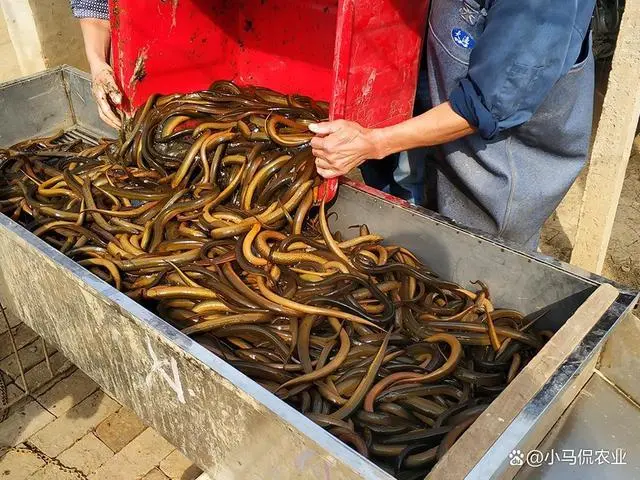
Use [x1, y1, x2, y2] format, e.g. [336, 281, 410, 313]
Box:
[373, 102, 475, 159]
[78, 17, 122, 128]
[79, 18, 111, 73]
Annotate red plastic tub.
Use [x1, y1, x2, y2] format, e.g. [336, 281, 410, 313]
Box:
[111, 0, 429, 128]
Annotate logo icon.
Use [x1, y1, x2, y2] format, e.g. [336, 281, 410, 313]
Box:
[509, 450, 525, 466]
[451, 28, 476, 49]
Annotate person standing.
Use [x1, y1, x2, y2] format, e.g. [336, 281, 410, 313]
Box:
[310, 0, 596, 250]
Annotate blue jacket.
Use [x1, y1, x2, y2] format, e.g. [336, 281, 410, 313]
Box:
[449, 0, 596, 139]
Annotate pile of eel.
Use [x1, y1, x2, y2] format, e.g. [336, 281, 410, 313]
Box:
[0, 81, 550, 479]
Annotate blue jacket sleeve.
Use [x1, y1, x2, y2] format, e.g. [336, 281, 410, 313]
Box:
[70, 0, 109, 19]
[449, 0, 593, 139]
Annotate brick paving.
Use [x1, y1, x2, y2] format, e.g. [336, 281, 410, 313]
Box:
[0, 322, 203, 480]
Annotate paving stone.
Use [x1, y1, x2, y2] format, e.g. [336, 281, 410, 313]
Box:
[57, 433, 113, 475]
[2, 382, 29, 420]
[14, 352, 72, 392]
[159, 450, 202, 480]
[0, 402, 55, 448]
[143, 468, 171, 480]
[0, 324, 39, 362]
[36, 369, 99, 418]
[26, 463, 80, 480]
[6, 383, 25, 405]
[0, 341, 58, 381]
[94, 407, 146, 453]
[0, 310, 21, 336]
[89, 428, 174, 480]
[28, 391, 119, 457]
[0, 444, 45, 480]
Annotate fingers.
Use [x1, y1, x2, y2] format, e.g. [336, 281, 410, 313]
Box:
[102, 75, 122, 106]
[310, 136, 326, 150]
[107, 88, 123, 106]
[99, 102, 121, 129]
[308, 120, 343, 135]
[314, 157, 344, 179]
[310, 132, 342, 155]
[98, 107, 121, 130]
[312, 145, 346, 171]
[94, 90, 121, 129]
[312, 147, 326, 159]
[91, 64, 123, 129]
[316, 166, 339, 179]
[312, 133, 351, 178]
[314, 151, 365, 179]
[313, 149, 338, 172]
[314, 157, 332, 170]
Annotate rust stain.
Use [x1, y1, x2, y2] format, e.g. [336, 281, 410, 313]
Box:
[359, 69, 377, 102]
[171, 0, 179, 28]
[129, 47, 149, 95]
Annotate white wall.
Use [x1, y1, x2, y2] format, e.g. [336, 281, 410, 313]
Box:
[0, 0, 88, 83]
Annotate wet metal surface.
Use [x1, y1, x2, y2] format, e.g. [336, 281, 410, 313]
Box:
[0, 70, 74, 147]
[598, 313, 640, 405]
[516, 373, 640, 479]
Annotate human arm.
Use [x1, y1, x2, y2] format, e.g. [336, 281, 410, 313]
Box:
[71, 1, 122, 128]
[310, 0, 593, 178]
[310, 102, 475, 179]
[447, 0, 591, 138]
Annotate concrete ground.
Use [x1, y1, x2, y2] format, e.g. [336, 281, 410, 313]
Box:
[0, 316, 202, 480]
[541, 70, 640, 290]
[542, 134, 640, 288]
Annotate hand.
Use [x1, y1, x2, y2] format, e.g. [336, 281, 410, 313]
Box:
[90, 63, 122, 129]
[309, 120, 383, 179]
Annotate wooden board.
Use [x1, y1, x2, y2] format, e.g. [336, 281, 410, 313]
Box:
[428, 283, 619, 479]
[571, 0, 640, 273]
